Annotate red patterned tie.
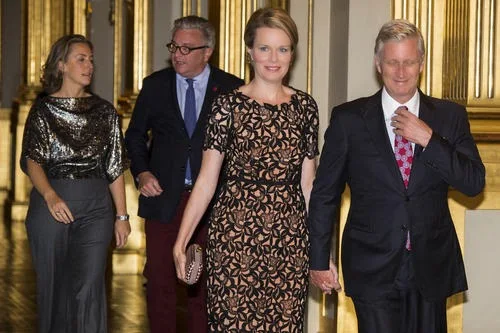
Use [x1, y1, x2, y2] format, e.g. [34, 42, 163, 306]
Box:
[394, 134, 413, 188]
[394, 106, 413, 250]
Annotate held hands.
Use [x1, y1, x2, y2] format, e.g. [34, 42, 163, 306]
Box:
[173, 244, 187, 283]
[310, 260, 342, 295]
[44, 190, 74, 224]
[114, 220, 131, 248]
[391, 106, 433, 148]
[137, 171, 163, 197]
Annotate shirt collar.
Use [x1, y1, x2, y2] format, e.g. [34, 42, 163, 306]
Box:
[381, 87, 420, 121]
[176, 64, 211, 87]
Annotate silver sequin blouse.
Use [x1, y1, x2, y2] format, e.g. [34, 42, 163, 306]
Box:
[21, 95, 129, 182]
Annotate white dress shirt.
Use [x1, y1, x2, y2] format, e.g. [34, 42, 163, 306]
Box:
[381, 87, 420, 152]
[176, 64, 211, 119]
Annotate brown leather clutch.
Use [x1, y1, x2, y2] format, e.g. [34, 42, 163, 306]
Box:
[185, 243, 203, 285]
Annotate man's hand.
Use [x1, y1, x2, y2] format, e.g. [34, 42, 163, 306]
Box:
[310, 261, 342, 294]
[137, 171, 163, 197]
[391, 106, 433, 147]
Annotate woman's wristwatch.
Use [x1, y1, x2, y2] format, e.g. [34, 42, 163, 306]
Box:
[116, 214, 130, 221]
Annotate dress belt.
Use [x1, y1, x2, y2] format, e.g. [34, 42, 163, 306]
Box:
[224, 176, 299, 186]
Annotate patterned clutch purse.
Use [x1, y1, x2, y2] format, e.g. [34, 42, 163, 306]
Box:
[185, 243, 203, 285]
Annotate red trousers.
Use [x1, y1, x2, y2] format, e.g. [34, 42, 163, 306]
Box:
[144, 192, 208, 333]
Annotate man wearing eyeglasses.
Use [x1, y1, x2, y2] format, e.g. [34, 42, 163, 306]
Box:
[125, 15, 243, 333]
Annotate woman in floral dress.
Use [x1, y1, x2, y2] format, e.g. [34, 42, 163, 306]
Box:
[174, 7, 319, 332]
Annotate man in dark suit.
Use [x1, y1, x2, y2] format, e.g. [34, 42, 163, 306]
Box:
[308, 20, 485, 332]
[125, 16, 243, 333]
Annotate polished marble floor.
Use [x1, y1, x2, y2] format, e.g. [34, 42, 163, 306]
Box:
[0, 208, 152, 333]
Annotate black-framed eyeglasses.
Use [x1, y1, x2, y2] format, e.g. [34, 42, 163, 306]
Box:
[166, 42, 208, 55]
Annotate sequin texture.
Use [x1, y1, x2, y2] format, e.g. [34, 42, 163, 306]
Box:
[21, 95, 129, 182]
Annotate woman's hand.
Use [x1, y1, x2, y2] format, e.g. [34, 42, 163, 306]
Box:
[108, 175, 129, 248]
[173, 243, 187, 282]
[114, 220, 131, 248]
[26, 159, 73, 223]
[44, 190, 74, 224]
[172, 149, 225, 283]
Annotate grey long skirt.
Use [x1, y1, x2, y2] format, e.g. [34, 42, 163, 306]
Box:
[25, 179, 114, 333]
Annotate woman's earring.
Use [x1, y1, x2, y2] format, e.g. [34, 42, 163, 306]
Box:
[246, 53, 254, 64]
[58, 63, 64, 76]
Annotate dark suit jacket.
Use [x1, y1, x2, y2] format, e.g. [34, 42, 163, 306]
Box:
[308, 90, 485, 301]
[125, 66, 244, 222]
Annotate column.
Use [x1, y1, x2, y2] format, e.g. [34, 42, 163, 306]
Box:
[0, 0, 7, 206]
[115, 0, 152, 274]
[117, 0, 151, 114]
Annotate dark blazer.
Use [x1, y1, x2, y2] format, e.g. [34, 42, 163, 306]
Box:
[125, 66, 244, 222]
[308, 90, 485, 301]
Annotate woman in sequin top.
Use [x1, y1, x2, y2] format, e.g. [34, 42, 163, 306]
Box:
[20, 34, 130, 333]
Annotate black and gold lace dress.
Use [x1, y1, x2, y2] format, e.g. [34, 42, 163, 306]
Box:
[204, 89, 319, 332]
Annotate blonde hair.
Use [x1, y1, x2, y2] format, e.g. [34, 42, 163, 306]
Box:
[244, 7, 298, 51]
[374, 19, 425, 58]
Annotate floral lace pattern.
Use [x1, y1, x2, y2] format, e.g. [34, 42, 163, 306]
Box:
[203, 88, 319, 332]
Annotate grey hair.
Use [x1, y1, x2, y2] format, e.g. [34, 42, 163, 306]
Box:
[172, 16, 216, 49]
[374, 19, 425, 58]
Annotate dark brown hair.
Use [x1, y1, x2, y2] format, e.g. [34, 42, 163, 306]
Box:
[41, 34, 93, 94]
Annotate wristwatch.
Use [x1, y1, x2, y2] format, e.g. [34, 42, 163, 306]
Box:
[116, 214, 130, 221]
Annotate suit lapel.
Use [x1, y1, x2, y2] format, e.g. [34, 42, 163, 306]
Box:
[362, 91, 405, 190]
[166, 70, 185, 130]
[407, 91, 436, 192]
